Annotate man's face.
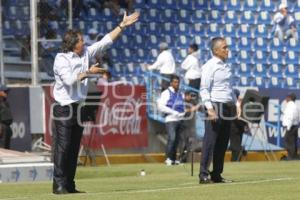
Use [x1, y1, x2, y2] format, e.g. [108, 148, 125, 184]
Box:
[74, 34, 84, 55]
[171, 79, 180, 91]
[214, 40, 229, 61]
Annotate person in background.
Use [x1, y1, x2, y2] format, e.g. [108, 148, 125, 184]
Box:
[52, 11, 139, 195]
[181, 43, 202, 91]
[147, 42, 176, 91]
[157, 75, 198, 165]
[273, 2, 298, 42]
[0, 85, 13, 150]
[281, 93, 300, 160]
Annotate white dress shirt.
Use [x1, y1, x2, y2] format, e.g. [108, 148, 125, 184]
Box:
[181, 51, 202, 80]
[148, 50, 175, 74]
[200, 56, 236, 109]
[53, 34, 113, 106]
[157, 87, 185, 122]
[282, 100, 300, 131]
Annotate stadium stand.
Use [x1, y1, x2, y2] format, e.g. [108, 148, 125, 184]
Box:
[1, 0, 300, 88]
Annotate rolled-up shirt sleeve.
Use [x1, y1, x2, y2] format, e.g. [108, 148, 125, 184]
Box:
[87, 34, 113, 59]
[148, 53, 163, 70]
[200, 64, 214, 109]
[54, 54, 78, 86]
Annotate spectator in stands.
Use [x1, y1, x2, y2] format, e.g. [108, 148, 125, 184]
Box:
[181, 43, 202, 91]
[199, 37, 236, 184]
[0, 85, 13, 150]
[273, 2, 298, 42]
[281, 93, 300, 160]
[84, 28, 99, 46]
[147, 42, 176, 91]
[103, 0, 134, 16]
[51, 11, 139, 194]
[229, 89, 248, 162]
[157, 75, 198, 165]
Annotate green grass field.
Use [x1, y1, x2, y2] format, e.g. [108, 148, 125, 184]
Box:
[0, 161, 299, 200]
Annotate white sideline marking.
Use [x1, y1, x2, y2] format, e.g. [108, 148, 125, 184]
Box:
[1, 177, 299, 199]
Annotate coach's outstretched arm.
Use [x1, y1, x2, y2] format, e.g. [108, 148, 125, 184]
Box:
[109, 11, 140, 41]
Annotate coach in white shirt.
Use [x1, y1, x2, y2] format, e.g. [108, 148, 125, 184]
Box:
[282, 93, 300, 160]
[147, 42, 176, 91]
[199, 37, 236, 184]
[52, 12, 139, 195]
[181, 43, 202, 90]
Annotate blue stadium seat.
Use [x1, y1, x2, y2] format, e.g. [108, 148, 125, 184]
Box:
[146, 9, 162, 23]
[3, 21, 13, 35]
[175, 23, 192, 36]
[284, 64, 299, 78]
[253, 37, 268, 51]
[239, 76, 249, 86]
[207, 23, 221, 37]
[211, 0, 227, 11]
[253, 63, 268, 76]
[147, 0, 163, 9]
[253, 50, 268, 64]
[285, 51, 298, 64]
[269, 38, 284, 52]
[130, 34, 146, 49]
[223, 24, 237, 37]
[238, 37, 252, 51]
[268, 64, 283, 77]
[131, 22, 146, 35]
[134, 0, 146, 9]
[178, 10, 192, 23]
[208, 10, 224, 23]
[227, 0, 242, 11]
[286, 38, 298, 51]
[260, 0, 277, 12]
[191, 10, 207, 23]
[175, 35, 191, 48]
[243, 0, 259, 12]
[254, 24, 270, 38]
[178, 0, 194, 10]
[145, 35, 160, 49]
[161, 0, 179, 10]
[294, 2, 300, 12]
[257, 11, 272, 24]
[237, 24, 253, 38]
[194, 0, 210, 10]
[237, 50, 252, 64]
[227, 49, 237, 63]
[268, 51, 282, 64]
[161, 9, 178, 23]
[147, 22, 162, 35]
[238, 63, 253, 76]
[254, 76, 265, 87]
[285, 77, 297, 88]
[225, 37, 237, 49]
[240, 11, 256, 24]
[191, 24, 207, 37]
[161, 22, 177, 36]
[224, 11, 240, 24]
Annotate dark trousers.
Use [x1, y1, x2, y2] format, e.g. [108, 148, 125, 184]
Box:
[200, 102, 236, 180]
[188, 78, 201, 91]
[52, 103, 83, 191]
[0, 122, 12, 149]
[230, 119, 246, 161]
[165, 121, 185, 161]
[284, 125, 299, 159]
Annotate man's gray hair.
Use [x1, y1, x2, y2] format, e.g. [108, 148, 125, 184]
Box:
[159, 42, 169, 51]
[210, 37, 225, 54]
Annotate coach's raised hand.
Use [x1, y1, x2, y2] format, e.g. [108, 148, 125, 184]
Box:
[109, 11, 140, 41]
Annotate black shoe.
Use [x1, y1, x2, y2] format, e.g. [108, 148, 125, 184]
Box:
[199, 177, 211, 184]
[68, 188, 86, 193]
[53, 186, 69, 194]
[211, 177, 233, 183]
